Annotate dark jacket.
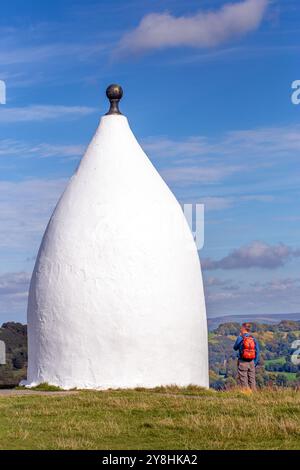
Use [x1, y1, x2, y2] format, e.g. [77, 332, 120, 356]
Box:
[233, 333, 260, 367]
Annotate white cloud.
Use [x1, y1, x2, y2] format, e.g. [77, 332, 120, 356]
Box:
[117, 0, 269, 54]
[204, 276, 238, 289]
[145, 125, 300, 163]
[0, 179, 67, 251]
[144, 124, 300, 194]
[224, 126, 300, 158]
[0, 27, 109, 89]
[202, 241, 300, 270]
[0, 105, 96, 123]
[0, 42, 106, 67]
[0, 271, 30, 322]
[161, 165, 242, 185]
[0, 272, 30, 297]
[143, 136, 210, 159]
[201, 196, 234, 211]
[0, 139, 85, 159]
[205, 275, 300, 316]
[0, 179, 68, 320]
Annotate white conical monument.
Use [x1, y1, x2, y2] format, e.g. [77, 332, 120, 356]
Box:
[24, 85, 209, 390]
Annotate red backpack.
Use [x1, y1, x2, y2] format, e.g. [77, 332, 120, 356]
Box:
[241, 335, 256, 360]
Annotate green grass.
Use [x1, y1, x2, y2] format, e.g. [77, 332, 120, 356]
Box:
[208, 333, 218, 344]
[266, 371, 298, 382]
[265, 357, 286, 366]
[16, 383, 65, 392]
[0, 387, 299, 450]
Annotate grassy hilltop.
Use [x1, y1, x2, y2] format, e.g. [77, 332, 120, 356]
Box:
[0, 387, 299, 450]
[0, 321, 300, 450]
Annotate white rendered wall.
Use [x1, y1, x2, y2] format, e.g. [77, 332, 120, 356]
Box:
[24, 115, 209, 390]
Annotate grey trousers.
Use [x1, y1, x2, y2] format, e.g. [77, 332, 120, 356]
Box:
[237, 360, 256, 390]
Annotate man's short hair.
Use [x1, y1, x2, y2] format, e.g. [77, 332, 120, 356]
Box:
[242, 322, 251, 332]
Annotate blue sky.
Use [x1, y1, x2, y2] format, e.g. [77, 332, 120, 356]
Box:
[0, 0, 299, 323]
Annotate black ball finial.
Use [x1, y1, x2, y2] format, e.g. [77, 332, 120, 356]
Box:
[105, 84, 123, 115]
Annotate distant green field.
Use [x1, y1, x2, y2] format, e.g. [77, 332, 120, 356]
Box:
[0, 387, 299, 450]
[264, 358, 297, 382]
[266, 371, 298, 382]
[207, 332, 218, 344]
[265, 357, 286, 366]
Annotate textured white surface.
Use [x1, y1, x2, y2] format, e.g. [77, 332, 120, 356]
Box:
[24, 115, 209, 390]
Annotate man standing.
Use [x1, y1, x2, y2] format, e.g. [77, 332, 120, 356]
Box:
[233, 323, 260, 390]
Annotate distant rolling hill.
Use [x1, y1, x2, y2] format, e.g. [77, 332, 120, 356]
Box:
[207, 313, 300, 331]
[1, 316, 300, 389]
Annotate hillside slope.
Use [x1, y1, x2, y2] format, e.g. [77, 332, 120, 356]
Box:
[0, 323, 27, 387]
[1, 320, 300, 389]
[209, 320, 300, 389]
